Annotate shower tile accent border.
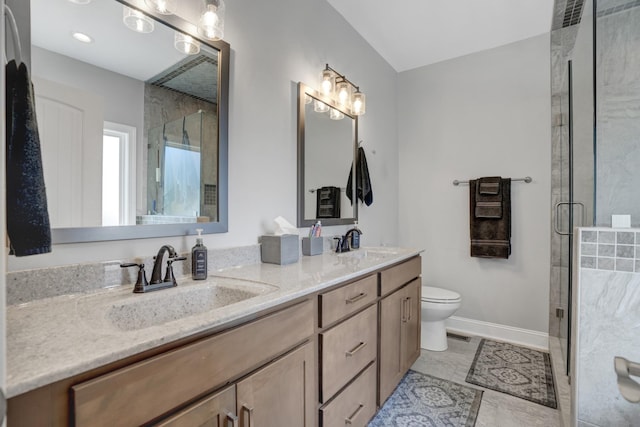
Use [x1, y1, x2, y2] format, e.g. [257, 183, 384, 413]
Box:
[579, 227, 640, 273]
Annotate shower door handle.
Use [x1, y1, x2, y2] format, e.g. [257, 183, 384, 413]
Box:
[615, 356, 640, 403]
[554, 201, 585, 235]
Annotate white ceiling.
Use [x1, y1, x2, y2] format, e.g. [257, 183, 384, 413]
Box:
[326, 0, 556, 72]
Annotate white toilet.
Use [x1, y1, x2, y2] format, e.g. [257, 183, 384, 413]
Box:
[421, 286, 462, 351]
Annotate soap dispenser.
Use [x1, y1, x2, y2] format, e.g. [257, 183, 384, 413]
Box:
[348, 222, 362, 249]
[192, 229, 208, 280]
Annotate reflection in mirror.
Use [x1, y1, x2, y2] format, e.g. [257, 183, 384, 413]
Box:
[29, 0, 229, 242]
[297, 83, 358, 227]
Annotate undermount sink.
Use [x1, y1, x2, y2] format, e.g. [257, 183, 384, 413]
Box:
[337, 248, 400, 260]
[77, 278, 278, 331]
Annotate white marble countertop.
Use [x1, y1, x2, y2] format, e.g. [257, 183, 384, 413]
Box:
[7, 247, 421, 398]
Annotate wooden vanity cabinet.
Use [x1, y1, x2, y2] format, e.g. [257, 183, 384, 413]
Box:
[6, 300, 314, 427]
[318, 274, 379, 426]
[378, 259, 421, 405]
[156, 385, 236, 427]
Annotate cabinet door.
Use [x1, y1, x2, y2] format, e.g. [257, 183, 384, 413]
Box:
[401, 279, 421, 372]
[156, 385, 237, 427]
[378, 287, 404, 405]
[378, 278, 422, 405]
[237, 342, 315, 427]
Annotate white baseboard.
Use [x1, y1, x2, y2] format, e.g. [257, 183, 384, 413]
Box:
[445, 316, 549, 351]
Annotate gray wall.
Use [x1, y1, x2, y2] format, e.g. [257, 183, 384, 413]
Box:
[9, 0, 399, 270]
[595, 4, 640, 226]
[397, 35, 552, 335]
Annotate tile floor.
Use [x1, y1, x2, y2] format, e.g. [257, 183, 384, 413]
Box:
[410, 335, 563, 427]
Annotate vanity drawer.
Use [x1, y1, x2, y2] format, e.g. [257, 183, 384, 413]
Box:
[320, 304, 377, 402]
[72, 299, 314, 427]
[379, 256, 421, 297]
[320, 362, 377, 427]
[319, 274, 377, 327]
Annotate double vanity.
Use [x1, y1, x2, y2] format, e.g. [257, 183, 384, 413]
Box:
[7, 247, 422, 426]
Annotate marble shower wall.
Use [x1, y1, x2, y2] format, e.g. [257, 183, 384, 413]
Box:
[595, 2, 640, 226]
[572, 227, 640, 426]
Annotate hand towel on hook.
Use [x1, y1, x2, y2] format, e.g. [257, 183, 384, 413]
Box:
[5, 34, 52, 255]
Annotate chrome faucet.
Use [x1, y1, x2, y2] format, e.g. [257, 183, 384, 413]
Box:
[120, 245, 186, 293]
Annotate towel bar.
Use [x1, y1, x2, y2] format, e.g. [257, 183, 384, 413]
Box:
[453, 176, 532, 186]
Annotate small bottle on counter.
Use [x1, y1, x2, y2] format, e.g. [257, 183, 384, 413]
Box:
[192, 228, 208, 280]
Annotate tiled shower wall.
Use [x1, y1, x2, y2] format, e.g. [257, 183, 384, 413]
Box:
[572, 227, 640, 426]
[595, 2, 640, 226]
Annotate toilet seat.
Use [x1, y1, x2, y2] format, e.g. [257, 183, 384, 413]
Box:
[421, 286, 461, 304]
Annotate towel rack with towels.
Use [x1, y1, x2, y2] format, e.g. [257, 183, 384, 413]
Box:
[452, 176, 532, 186]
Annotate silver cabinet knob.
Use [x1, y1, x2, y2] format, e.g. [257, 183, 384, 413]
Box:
[614, 356, 640, 403]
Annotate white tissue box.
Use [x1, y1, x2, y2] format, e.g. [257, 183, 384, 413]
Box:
[261, 235, 300, 265]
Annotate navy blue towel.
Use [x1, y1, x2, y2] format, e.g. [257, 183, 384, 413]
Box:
[346, 146, 373, 206]
[6, 59, 52, 256]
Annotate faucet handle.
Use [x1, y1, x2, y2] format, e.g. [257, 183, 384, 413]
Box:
[120, 263, 149, 293]
[162, 256, 186, 286]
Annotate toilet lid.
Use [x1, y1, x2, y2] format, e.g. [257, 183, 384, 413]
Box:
[421, 286, 461, 303]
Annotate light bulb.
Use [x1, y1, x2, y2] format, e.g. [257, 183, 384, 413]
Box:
[145, 0, 177, 15]
[123, 6, 154, 33]
[351, 91, 365, 115]
[174, 31, 200, 55]
[321, 70, 333, 95]
[198, 0, 225, 41]
[314, 100, 329, 113]
[329, 108, 344, 120]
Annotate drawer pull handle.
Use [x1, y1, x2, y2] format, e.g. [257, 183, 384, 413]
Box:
[242, 405, 254, 427]
[345, 404, 364, 424]
[346, 342, 367, 357]
[407, 297, 412, 321]
[226, 412, 238, 427]
[346, 292, 367, 304]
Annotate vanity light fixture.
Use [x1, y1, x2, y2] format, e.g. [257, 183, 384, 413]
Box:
[144, 0, 177, 15]
[174, 31, 201, 55]
[320, 64, 366, 116]
[198, 0, 225, 41]
[123, 6, 155, 34]
[72, 31, 93, 43]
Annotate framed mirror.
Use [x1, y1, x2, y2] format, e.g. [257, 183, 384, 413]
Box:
[29, 0, 229, 243]
[297, 83, 358, 227]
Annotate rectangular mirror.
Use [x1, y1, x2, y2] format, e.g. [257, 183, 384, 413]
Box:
[297, 83, 358, 227]
[29, 0, 229, 243]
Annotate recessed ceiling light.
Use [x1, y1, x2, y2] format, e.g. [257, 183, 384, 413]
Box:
[67, 0, 92, 4]
[72, 32, 93, 43]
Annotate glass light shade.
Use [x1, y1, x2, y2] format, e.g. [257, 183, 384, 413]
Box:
[304, 94, 313, 105]
[314, 99, 329, 113]
[321, 70, 334, 96]
[198, 0, 225, 41]
[123, 6, 154, 33]
[335, 79, 351, 109]
[68, 0, 92, 4]
[351, 91, 366, 115]
[174, 31, 201, 55]
[329, 108, 344, 120]
[144, 0, 177, 15]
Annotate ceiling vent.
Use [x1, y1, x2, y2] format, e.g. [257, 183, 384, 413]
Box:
[147, 54, 218, 105]
[562, 0, 584, 27]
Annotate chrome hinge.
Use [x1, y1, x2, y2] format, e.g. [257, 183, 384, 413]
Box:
[556, 307, 565, 319]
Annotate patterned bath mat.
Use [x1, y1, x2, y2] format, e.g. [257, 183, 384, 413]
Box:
[466, 339, 557, 408]
[368, 370, 483, 427]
